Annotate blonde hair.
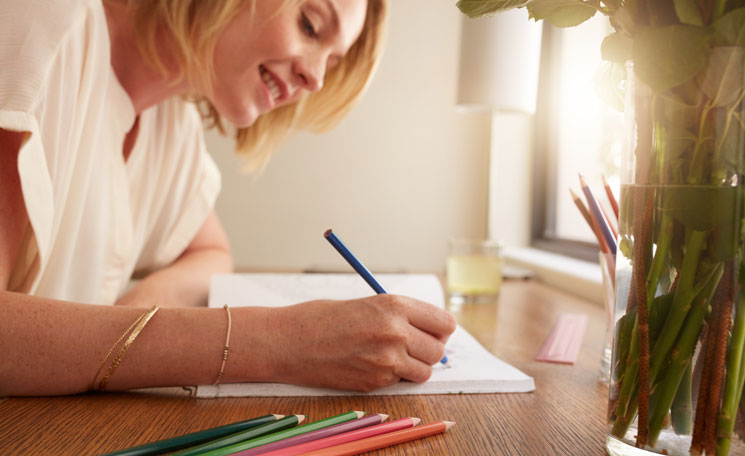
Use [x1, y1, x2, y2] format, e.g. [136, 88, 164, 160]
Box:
[126, 0, 388, 170]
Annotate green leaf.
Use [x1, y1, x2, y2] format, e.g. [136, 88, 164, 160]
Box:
[527, 0, 596, 28]
[601, 32, 633, 62]
[674, 0, 704, 26]
[699, 46, 745, 107]
[610, 6, 636, 36]
[661, 186, 738, 232]
[593, 61, 626, 111]
[456, 0, 529, 18]
[712, 7, 745, 46]
[649, 293, 675, 344]
[632, 25, 712, 93]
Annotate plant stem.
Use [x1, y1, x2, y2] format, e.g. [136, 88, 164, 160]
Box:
[649, 230, 708, 382]
[689, 100, 715, 185]
[635, 191, 655, 447]
[712, 0, 727, 22]
[671, 361, 693, 435]
[647, 264, 723, 446]
[692, 318, 717, 454]
[717, 288, 745, 454]
[613, 229, 709, 439]
[703, 260, 736, 454]
[646, 214, 673, 301]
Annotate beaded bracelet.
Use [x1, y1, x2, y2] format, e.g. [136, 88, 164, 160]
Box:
[213, 305, 232, 385]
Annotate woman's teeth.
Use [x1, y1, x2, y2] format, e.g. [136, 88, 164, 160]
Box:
[260, 66, 280, 101]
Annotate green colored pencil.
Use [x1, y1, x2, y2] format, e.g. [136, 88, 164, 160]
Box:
[171, 415, 305, 456]
[99, 414, 283, 456]
[197, 411, 365, 456]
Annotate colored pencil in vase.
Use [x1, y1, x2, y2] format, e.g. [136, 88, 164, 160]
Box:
[230, 414, 388, 456]
[295, 420, 455, 456]
[570, 188, 610, 254]
[599, 202, 618, 239]
[578, 174, 617, 255]
[602, 174, 619, 219]
[258, 417, 421, 456]
[99, 414, 285, 456]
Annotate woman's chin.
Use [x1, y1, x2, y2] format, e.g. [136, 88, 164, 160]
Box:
[229, 111, 259, 129]
[217, 103, 260, 129]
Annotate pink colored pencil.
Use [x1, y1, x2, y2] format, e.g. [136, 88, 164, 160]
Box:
[297, 421, 454, 456]
[257, 418, 421, 456]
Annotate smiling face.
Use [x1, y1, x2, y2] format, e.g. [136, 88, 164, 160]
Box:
[207, 0, 368, 128]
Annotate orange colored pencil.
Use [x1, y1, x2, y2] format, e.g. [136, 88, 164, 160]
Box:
[602, 175, 619, 219]
[570, 189, 610, 253]
[296, 421, 455, 456]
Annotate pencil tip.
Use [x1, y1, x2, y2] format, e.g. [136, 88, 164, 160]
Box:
[296, 415, 305, 424]
[273, 414, 285, 419]
[379, 414, 389, 422]
[411, 417, 422, 426]
[444, 421, 456, 430]
[354, 411, 365, 418]
[324, 229, 333, 237]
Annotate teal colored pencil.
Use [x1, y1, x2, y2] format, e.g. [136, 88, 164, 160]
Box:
[197, 411, 365, 456]
[99, 414, 283, 456]
[171, 415, 304, 456]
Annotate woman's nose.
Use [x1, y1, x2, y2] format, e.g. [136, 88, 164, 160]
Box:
[294, 57, 325, 93]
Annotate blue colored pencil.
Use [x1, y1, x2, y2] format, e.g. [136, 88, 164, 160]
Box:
[323, 229, 448, 365]
[324, 229, 386, 293]
[579, 175, 617, 255]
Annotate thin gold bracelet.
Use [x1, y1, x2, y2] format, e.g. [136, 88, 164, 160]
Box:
[213, 304, 232, 385]
[97, 306, 160, 391]
[91, 311, 149, 390]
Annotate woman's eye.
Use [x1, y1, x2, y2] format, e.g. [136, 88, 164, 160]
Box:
[301, 13, 318, 38]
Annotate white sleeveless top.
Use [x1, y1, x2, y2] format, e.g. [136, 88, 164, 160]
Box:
[0, 0, 221, 305]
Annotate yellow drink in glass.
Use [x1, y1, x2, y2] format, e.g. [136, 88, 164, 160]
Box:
[446, 240, 502, 304]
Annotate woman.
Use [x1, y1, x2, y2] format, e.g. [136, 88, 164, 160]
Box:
[0, 0, 456, 396]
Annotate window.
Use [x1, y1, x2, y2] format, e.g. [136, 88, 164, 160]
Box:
[532, 16, 624, 261]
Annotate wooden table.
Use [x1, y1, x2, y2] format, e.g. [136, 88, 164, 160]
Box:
[0, 280, 610, 455]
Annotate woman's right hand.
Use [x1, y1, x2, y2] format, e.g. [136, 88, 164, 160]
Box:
[259, 295, 457, 392]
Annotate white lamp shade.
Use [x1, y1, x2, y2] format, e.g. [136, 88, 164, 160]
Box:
[456, 8, 543, 114]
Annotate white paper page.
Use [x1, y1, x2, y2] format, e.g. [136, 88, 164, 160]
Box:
[199, 273, 535, 397]
[208, 273, 446, 309]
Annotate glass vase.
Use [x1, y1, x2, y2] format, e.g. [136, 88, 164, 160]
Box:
[606, 54, 745, 455]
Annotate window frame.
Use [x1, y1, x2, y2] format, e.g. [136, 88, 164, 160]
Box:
[530, 23, 601, 263]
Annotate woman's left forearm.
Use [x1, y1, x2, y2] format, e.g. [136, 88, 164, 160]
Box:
[118, 246, 233, 307]
[117, 210, 233, 307]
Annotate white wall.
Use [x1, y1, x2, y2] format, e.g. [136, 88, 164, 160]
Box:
[207, 1, 492, 274]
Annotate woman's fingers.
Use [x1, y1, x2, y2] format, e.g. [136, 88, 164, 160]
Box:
[397, 295, 457, 342]
[404, 325, 447, 366]
[272, 296, 456, 392]
[394, 355, 434, 384]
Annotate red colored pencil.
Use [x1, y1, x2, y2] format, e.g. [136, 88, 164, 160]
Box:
[258, 417, 420, 456]
[296, 421, 455, 456]
[602, 175, 619, 219]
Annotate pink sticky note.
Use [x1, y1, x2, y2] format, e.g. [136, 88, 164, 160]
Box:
[536, 313, 588, 364]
